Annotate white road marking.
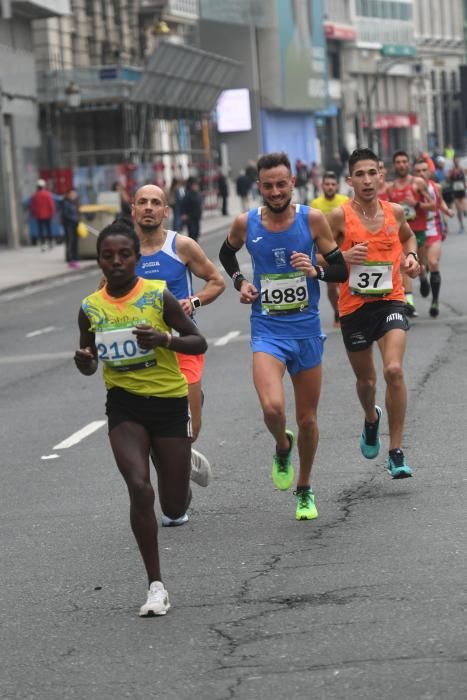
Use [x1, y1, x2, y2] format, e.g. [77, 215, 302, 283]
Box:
[53, 421, 106, 450]
[214, 330, 241, 346]
[41, 454, 60, 460]
[26, 326, 56, 338]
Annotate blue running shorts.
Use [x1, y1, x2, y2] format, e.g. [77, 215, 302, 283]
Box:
[251, 335, 326, 375]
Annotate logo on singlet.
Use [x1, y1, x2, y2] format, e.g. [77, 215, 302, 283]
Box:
[252, 236, 263, 243]
[273, 248, 287, 267]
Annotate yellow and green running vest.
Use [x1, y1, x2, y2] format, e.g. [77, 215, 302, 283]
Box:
[81, 277, 187, 398]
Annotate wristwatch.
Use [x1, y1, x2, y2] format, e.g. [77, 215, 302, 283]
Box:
[190, 296, 202, 310]
[407, 251, 419, 262]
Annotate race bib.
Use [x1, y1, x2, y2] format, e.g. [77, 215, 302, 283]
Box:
[349, 262, 393, 297]
[453, 181, 465, 192]
[402, 204, 416, 221]
[95, 325, 156, 371]
[260, 272, 309, 315]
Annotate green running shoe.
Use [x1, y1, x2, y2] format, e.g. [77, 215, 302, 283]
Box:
[271, 429, 294, 490]
[360, 405, 382, 459]
[387, 449, 413, 479]
[294, 486, 318, 520]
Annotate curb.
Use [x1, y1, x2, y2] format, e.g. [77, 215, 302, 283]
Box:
[0, 263, 99, 298]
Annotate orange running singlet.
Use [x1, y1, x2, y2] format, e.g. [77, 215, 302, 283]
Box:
[338, 200, 405, 318]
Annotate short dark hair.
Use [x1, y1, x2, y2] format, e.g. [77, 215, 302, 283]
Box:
[348, 148, 379, 174]
[392, 150, 409, 162]
[323, 171, 337, 182]
[257, 152, 292, 176]
[96, 217, 140, 257]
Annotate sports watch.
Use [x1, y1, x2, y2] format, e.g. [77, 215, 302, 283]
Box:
[190, 296, 202, 310]
[407, 251, 419, 262]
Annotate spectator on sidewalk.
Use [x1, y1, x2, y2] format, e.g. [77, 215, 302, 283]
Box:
[236, 170, 251, 212]
[168, 177, 185, 232]
[217, 173, 229, 216]
[295, 158, 309, 204]
[62, 188, 80, 268]
[309, 161, 321, 198]
[30, 179, 55, 251]
[112, 181, 132, 218]
[181, 177, 203, 241]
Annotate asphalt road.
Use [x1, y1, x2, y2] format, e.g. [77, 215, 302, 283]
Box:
[1, 224, 466, 700]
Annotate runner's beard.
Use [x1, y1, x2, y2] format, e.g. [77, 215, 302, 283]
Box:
[264, 197, 292, 214]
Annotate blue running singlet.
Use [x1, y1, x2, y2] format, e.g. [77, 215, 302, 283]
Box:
[135, 230, 193, 301]
[246, 205, 322, 339]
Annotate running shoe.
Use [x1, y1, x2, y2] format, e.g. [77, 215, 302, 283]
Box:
[139, 581, 170, 616]
[161, 512, 189, 527]
[271, 429, 295, 490]
[405, 293, 418, 318]
[190, 448, 211, 487]
[405, 303, 418, 318]
[386, 449, 413, 479]
[419, 276, 430, 298]
[360, 405, 382, 459]
[429, 302, 439, 318]
[294, 486, 318, 520]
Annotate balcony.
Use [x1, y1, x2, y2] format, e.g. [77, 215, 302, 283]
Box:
[5, 0, 70, 19]
[37, 65, 142, 106]
[140, 0, 198, 22]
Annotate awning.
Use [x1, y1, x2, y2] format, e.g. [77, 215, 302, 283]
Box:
[131, 40, 240, 114]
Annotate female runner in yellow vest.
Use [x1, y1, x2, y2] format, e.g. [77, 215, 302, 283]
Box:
[74, 219, 207, 617]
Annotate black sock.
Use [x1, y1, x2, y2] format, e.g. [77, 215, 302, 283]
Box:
[276, 432, 292, 456]
[430, 271, 441, 304]
[389, 448, 404, 466]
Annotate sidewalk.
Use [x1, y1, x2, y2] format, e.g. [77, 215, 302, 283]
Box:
[0, 203, 239, 296]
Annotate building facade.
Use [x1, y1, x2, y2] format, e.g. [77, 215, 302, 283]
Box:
[199, 0, 328, 176]
[0, 0, 70, 248]
[34, 0, 237, 202]
[414, 0, 465, 153]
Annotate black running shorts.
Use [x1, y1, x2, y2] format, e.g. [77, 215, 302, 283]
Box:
[340, 300, 409, 352]
[106, 388, 191, 437]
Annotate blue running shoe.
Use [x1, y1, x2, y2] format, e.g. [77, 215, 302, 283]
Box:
[360, 406, 382, 459]
[387, 449, 413, 479]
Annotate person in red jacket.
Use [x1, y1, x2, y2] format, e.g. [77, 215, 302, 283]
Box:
[30, 179, 55, 251]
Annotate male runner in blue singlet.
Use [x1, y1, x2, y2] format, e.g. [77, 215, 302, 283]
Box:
[219, 152, 347, 520]
[132, 184, 225, 525]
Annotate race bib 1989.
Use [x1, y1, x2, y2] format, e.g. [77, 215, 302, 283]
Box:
[95, 325, 156, 371]
[260, 272, 309, 315]
[349, 261, 393, 297]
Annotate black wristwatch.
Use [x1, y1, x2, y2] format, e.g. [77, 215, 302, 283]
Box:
[407, 251, 419, 262]
[190, 296, 202, 310]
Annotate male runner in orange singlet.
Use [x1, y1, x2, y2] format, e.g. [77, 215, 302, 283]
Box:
[328, 148, 420, 478]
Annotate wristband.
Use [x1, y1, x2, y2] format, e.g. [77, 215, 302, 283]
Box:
[233, 273, 247, 291]
[313, 265, 325, 280]
[407, 251, 419, 262]
[164, 331, 172, 348]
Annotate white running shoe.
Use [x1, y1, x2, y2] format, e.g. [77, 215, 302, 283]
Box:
[160, 512, 189, 527]
[139, 581, 170, 616]
[190, 448, 211, 488]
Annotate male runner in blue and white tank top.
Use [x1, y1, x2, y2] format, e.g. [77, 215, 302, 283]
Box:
[219, 152, 347, 521]
[132, 184, 225, 525]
